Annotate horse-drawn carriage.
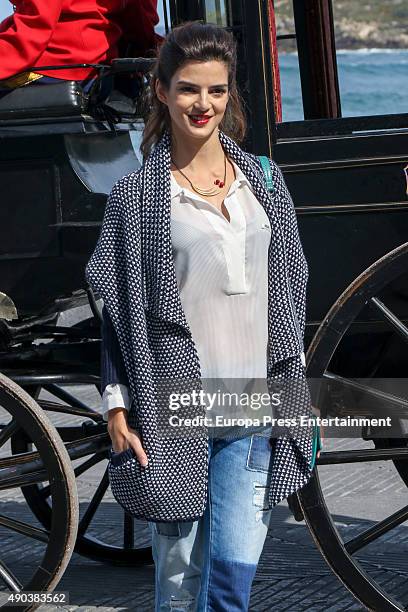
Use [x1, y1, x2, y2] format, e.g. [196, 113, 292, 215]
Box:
[1, 1, 407, 610]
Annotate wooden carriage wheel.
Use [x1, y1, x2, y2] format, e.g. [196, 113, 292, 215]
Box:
[297, 241, 408, 611]
[0, 373, 78, 611]
[9, 371, 152, 567]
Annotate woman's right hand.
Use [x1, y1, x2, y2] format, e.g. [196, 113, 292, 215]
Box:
[107, 408, 148, 467]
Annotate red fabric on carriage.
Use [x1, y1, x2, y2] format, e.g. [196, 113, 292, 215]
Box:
[0, 0, 161, 82]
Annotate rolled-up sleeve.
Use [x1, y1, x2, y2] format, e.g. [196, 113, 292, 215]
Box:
[102, 383, 130, 421]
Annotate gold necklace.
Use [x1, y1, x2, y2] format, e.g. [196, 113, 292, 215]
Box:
[170, 153, 227, 197]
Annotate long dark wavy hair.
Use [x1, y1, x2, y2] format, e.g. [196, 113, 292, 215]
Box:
[140, 21, 247, 159]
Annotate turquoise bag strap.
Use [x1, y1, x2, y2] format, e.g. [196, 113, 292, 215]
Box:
[309, 414, 323, 470]
[257, 155, 274, 192]
[258, 154, 322, 468]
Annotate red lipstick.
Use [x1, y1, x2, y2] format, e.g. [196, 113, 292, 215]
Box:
[189, 114, 211, 125]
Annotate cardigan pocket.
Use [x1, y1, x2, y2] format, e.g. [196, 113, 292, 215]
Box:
[109, 446, 136, 467]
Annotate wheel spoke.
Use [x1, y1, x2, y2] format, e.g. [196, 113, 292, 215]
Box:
[369, 297, 408, 343]
[124, 512, 135, 549]
[37, 399, 102, 421]
[0, 418, 19, 449]
[318, 447, 408, 465]
[0, 514, 49, 544]
[322, 371, 408, 419]
[0, 470, 50, 489]
[43, 383, 98, 413]
[345, 504, 408, 554]
[78, 467, 109, 536]
[63, 432, 110, 461]
[0, 558, 23, 591]
[39, 453, 105, 500]
[74, 452, 105, 477]
[0, 449, 50, 489]
[0, 433, 109, 489]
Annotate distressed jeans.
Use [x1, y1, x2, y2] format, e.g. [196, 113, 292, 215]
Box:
[149, 429, 274, 611]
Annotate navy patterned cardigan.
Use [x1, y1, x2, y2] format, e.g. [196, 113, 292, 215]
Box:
[87, 128, 313, 523]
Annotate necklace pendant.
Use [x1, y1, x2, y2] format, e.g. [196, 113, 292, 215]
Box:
[170, 153, 227, 198]
[193, 184, 220, 196]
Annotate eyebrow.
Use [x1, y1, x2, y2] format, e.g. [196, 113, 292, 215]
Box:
[176, 80, 228, 87]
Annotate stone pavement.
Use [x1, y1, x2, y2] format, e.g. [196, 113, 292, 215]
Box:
[1, 387, 408, 611]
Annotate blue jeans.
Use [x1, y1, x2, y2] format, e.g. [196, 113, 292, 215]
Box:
[149, 430, 274, 611]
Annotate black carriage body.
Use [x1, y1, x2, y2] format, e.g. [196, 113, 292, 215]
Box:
[277, 128, 408, 369]
[0, 119, 142, 318]
[0, 81, 146, 379]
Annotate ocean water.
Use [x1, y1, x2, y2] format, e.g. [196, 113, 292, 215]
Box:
[280, 49, 408, 122]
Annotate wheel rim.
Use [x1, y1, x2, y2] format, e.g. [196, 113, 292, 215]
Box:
[299, 241, 408, 612]
[0, 372, 78, 611]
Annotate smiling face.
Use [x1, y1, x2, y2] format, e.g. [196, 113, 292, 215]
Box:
[155, 60, 230, 142]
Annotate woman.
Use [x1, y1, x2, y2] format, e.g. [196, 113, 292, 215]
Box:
[86, 20, 317, 612]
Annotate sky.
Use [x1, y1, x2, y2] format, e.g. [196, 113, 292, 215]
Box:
[0, 2, 12, 21]
[0, 2, 167, 31]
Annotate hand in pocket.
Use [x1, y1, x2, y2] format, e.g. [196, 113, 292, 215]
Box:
[107, 408, 148, 467]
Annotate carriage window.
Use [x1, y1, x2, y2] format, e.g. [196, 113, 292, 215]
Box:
[273, 0, 407, 128]
[205, 0, 229, 26]
[274, 0, 303, 122]
[331, 1, 407, 117]
[158, 1, 170, 35]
